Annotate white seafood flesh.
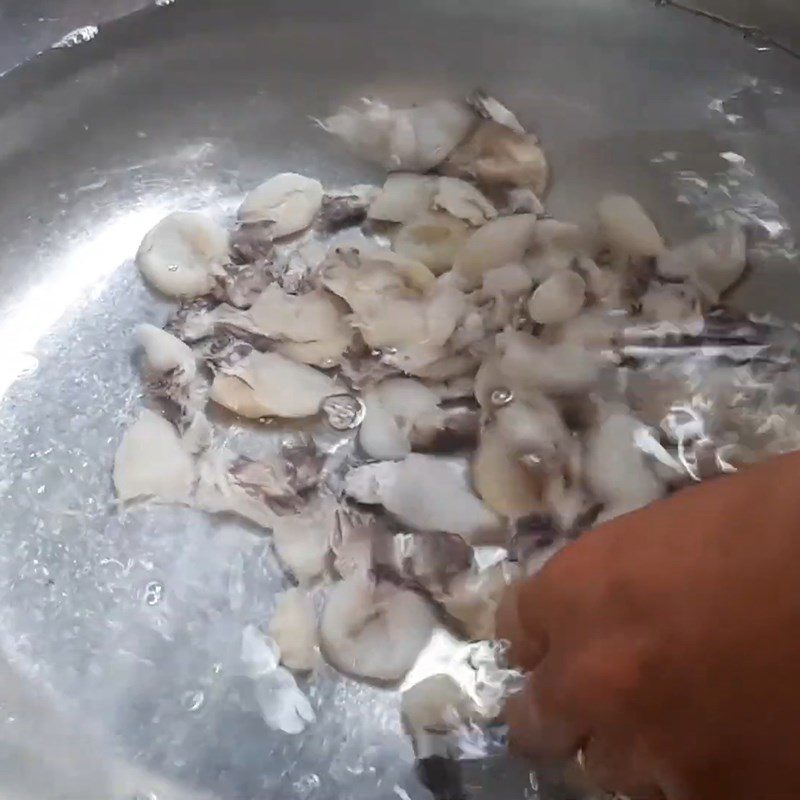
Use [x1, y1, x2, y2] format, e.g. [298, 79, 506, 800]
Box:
[359, 378, 444, 460]
[269, 588, 319, 672]
[271, 497, 337, 584]
[393, 212, 470, 274]
[135, 323, 197, 380]
[497, 330, 601, 394]
[658, 227, 746, 301]
[344, 454, 502, 541]
[248, 284, 353, 364]
[136, 211, 228, 298]
[401, 674, 474, 733]
[210, 351, 337, 419]
[472, 425, 543, 519]
[481, 263, 533, 298]
[319, 575, 436, 682]
[493, 396, 570, 459]
[113, 409, 195, 503]
[320, 98, 475, 172]
[442, 120, 548, 196]
[433, 177, 497, 226]
[596, 194, 664, 259]
[368, 173, 437, 223]
[527, 270, 586, 324]
[439, 561, 518, 641]
[238, 172, 324, 238]
[586, 411, 664, 521]
[453, 214, 538, 288]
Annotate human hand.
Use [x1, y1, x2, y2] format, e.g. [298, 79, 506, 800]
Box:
[498, 451, 800, 800]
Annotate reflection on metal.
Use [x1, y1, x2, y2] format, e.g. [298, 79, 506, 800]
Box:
[657, 0, 800, 59]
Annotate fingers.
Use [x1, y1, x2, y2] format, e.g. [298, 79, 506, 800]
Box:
[580, 735, 665, 800]
[505, 661, 586, 762]
[495, 580, 548, 670]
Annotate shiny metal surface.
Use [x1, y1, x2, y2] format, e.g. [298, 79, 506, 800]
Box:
[0, 1, 798, 798]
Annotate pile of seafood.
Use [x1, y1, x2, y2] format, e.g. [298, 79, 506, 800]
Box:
[113, 91, 798, 754]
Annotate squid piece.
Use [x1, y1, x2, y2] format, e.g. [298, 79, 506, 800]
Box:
[441, 120, 548, 196]
[658, 227, 747, 301]
[497, 330, 601, 394]
[210, 351, 337, 419]
[316, 184, 378, 232]
[269, 587, 319, 672]
[393, 212, 471, 275]
[368, 173, 438, 223]
[113, 409, 195, 503]
[453, 214, 538, 289]
[136, 211, 229, 298]
[271, 496, 339, 585]
[437, 560, 519, 641]
[135, 323, 197, 382]
[248, 284, 354, 366]
[359, 378, 444, 460]
[467, 90, 525, 134]
[596, 194, 665, 259]
[344, 454, 502, 542]
[319, 575, 436, 682]
[472, 425, 544, 519]
[585, 411, 664, 523]
[433, 177, 497, 226]
[320, 98, 475, 172]
[238, 172, 324, 238]
[527, 270, 586, 325]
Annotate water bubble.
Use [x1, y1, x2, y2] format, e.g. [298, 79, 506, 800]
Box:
[181, 690, 205, 712]
[144, 580, 164, 606]
[320, 394, 365, 431]
[292, 773, 320, 798]
[490, 387, 513, 407]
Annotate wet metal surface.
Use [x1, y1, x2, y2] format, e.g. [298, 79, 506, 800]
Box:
[0, 1, 798, 799]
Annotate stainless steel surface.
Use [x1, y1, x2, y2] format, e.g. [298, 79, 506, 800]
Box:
[0, 1, 798, 799]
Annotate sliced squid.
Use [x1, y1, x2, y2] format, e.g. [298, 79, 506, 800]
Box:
[319, 575, 436, 682]
[527, 270, 586, 325]
[433, 177, 497, 226]
[524, 219, 585, 282]
[586, 411, 664, 522]
[438, 560, 519, 641]
[368, 173, 437, 223]
[271, 496, 337, 584]
[494, 396, 571, 460]
[359, 378, 444, 460]
[135, 323, 197, 381]
[136, 211, 228, 298]
[658, 227, 746, 301]
[453, 214, 538, 288]
[238, 172, 323, 238]
[472, 425, 543, 519]
[441, 120, 548, 196]
[497, 330, 601, 394]
[248, 284, 353, 365]
[393, 212, 470, 274]
[468, 90, 525, 134]
[269, 588, 319, 672]
[596, 194, 665, 259]
[113, 409, 195, 503]
[401, 674, 475, 734]
[322, 248, 464, 353]
[320, 98, 475, 172]
[344, 454, 502, 542]
[317, 184, 377, 232]
[210, 351, 337, 419]
[481, 263, 533, 299]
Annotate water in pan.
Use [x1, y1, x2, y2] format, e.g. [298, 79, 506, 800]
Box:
[0, 0, 799, 799]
